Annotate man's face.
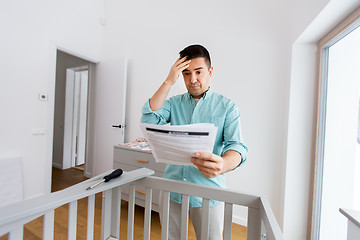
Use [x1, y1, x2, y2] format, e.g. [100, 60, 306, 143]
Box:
[182, 57, 213, 99]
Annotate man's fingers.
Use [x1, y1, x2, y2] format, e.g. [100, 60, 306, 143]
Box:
[195, 152, 216, 161]
[175, 56, 187, 64]
[195, 164, 217, 178]
[176, 60, 191, 71]
[191, 152, 224, 178]
[175, 57, 191, 68]
[197, 168, 213, 178]
[167, 57, 190, 84]
[191, 157, 217, 170]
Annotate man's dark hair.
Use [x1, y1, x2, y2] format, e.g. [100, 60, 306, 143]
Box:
[179, 44, 211, 69]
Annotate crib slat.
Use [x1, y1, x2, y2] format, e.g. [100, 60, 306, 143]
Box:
[101, 190, 112, 240]
[143, 187, 152, 240]
[247, 207, 261, 240]
[8, 226, 23, 240]
[68, 200, 78, 240]
[111, 186, 122, 239]
[200, 199, 210, 240]
[43, 209, 54, 240]
[180, 194, 189, 240]
[161, 190, 170, 240]
[223, 203, 233, 240]
[127, 184, 136, 240]
[87, 194, 95, 240]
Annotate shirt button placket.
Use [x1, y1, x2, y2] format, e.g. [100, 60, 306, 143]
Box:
[183, 166, 189, 182]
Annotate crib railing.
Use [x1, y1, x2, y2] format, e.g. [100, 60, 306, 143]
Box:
[0, 168, 283, 240]
[131, 176, 283, 240]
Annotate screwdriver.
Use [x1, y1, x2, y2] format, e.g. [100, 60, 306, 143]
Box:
[86, 168, 123, 190]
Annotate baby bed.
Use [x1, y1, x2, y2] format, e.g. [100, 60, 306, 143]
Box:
[0, 168, 283, 240]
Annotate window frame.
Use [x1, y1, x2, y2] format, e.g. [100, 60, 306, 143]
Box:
[312, 7, 360, 240]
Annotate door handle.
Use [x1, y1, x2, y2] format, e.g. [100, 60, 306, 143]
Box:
[135, 189, 146, 195]
[136, 158, 149, 163]
[112, 124, 123, 128]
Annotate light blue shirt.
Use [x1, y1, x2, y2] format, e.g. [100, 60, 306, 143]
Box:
[141, 88, 248, 207]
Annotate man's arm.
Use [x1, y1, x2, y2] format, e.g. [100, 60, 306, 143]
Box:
[190, 102, 247, 178]
[149, 57, 191, 111]
[190, 150, 242, 178]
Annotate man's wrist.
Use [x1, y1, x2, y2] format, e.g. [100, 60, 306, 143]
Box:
[221, 150, 242, 173]
[164, 78, 175, 87]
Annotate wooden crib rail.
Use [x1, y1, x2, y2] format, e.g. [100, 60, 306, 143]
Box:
[0, 168, 154, 239]
[132, 176, 283, 240]
[0, 168, 283, 240]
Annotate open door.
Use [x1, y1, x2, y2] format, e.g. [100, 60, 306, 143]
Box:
[63, 68, 89, 169]
[92, 57, 127, 175]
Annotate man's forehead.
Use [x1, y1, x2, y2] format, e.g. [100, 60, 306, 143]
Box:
[183, 66, 204, 72]
[183, 57, 208, 71]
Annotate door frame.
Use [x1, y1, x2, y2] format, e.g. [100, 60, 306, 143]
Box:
[46, 43, 100, 194]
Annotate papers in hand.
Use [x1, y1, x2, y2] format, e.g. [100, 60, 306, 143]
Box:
[140, 123, 218, 166]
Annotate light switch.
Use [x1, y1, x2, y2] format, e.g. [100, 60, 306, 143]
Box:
[32, 128, 46, 135]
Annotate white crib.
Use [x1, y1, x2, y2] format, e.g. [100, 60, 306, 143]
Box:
[0, 168, 283, 240]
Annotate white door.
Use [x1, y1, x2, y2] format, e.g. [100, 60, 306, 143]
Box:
[63, 69, 76, 169]
[93, 57, 127, 175]
[63, 68, 89, 169]
[75, 70, 89, 166]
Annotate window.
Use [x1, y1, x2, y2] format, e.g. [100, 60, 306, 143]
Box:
[313, 7, 360, 240]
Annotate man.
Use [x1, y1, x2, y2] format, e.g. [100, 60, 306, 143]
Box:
[141, 44, 248, 239]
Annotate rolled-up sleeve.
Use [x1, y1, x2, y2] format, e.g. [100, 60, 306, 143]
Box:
[221, 103, 248, 165]
[141, 99, 171, 125]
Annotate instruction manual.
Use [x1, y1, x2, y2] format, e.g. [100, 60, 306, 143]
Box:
[140, 123, 218, 165]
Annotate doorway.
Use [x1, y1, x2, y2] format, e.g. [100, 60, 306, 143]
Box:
[52, 50, 92, 176]
[313, 15, 360, 239]
[51, 49, 128, 188]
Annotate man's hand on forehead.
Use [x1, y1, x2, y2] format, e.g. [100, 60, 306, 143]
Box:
[165, 57, 191, 85]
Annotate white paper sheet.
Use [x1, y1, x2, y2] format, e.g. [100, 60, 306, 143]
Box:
[140, 123, 218, 165]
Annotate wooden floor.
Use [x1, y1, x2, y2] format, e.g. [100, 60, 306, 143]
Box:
[1, 167, 247, 239]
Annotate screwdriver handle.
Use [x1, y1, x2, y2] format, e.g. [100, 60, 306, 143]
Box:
[103, 168, 123, 182]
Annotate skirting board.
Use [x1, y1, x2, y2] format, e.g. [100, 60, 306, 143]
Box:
[52, 162, 62, 169]
[233, 215, 248, 227]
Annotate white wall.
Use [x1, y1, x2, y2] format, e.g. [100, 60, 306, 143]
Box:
[0, 0, 103, 198]
[102, 0, 292, 226]
[284, 42, 319, 239]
